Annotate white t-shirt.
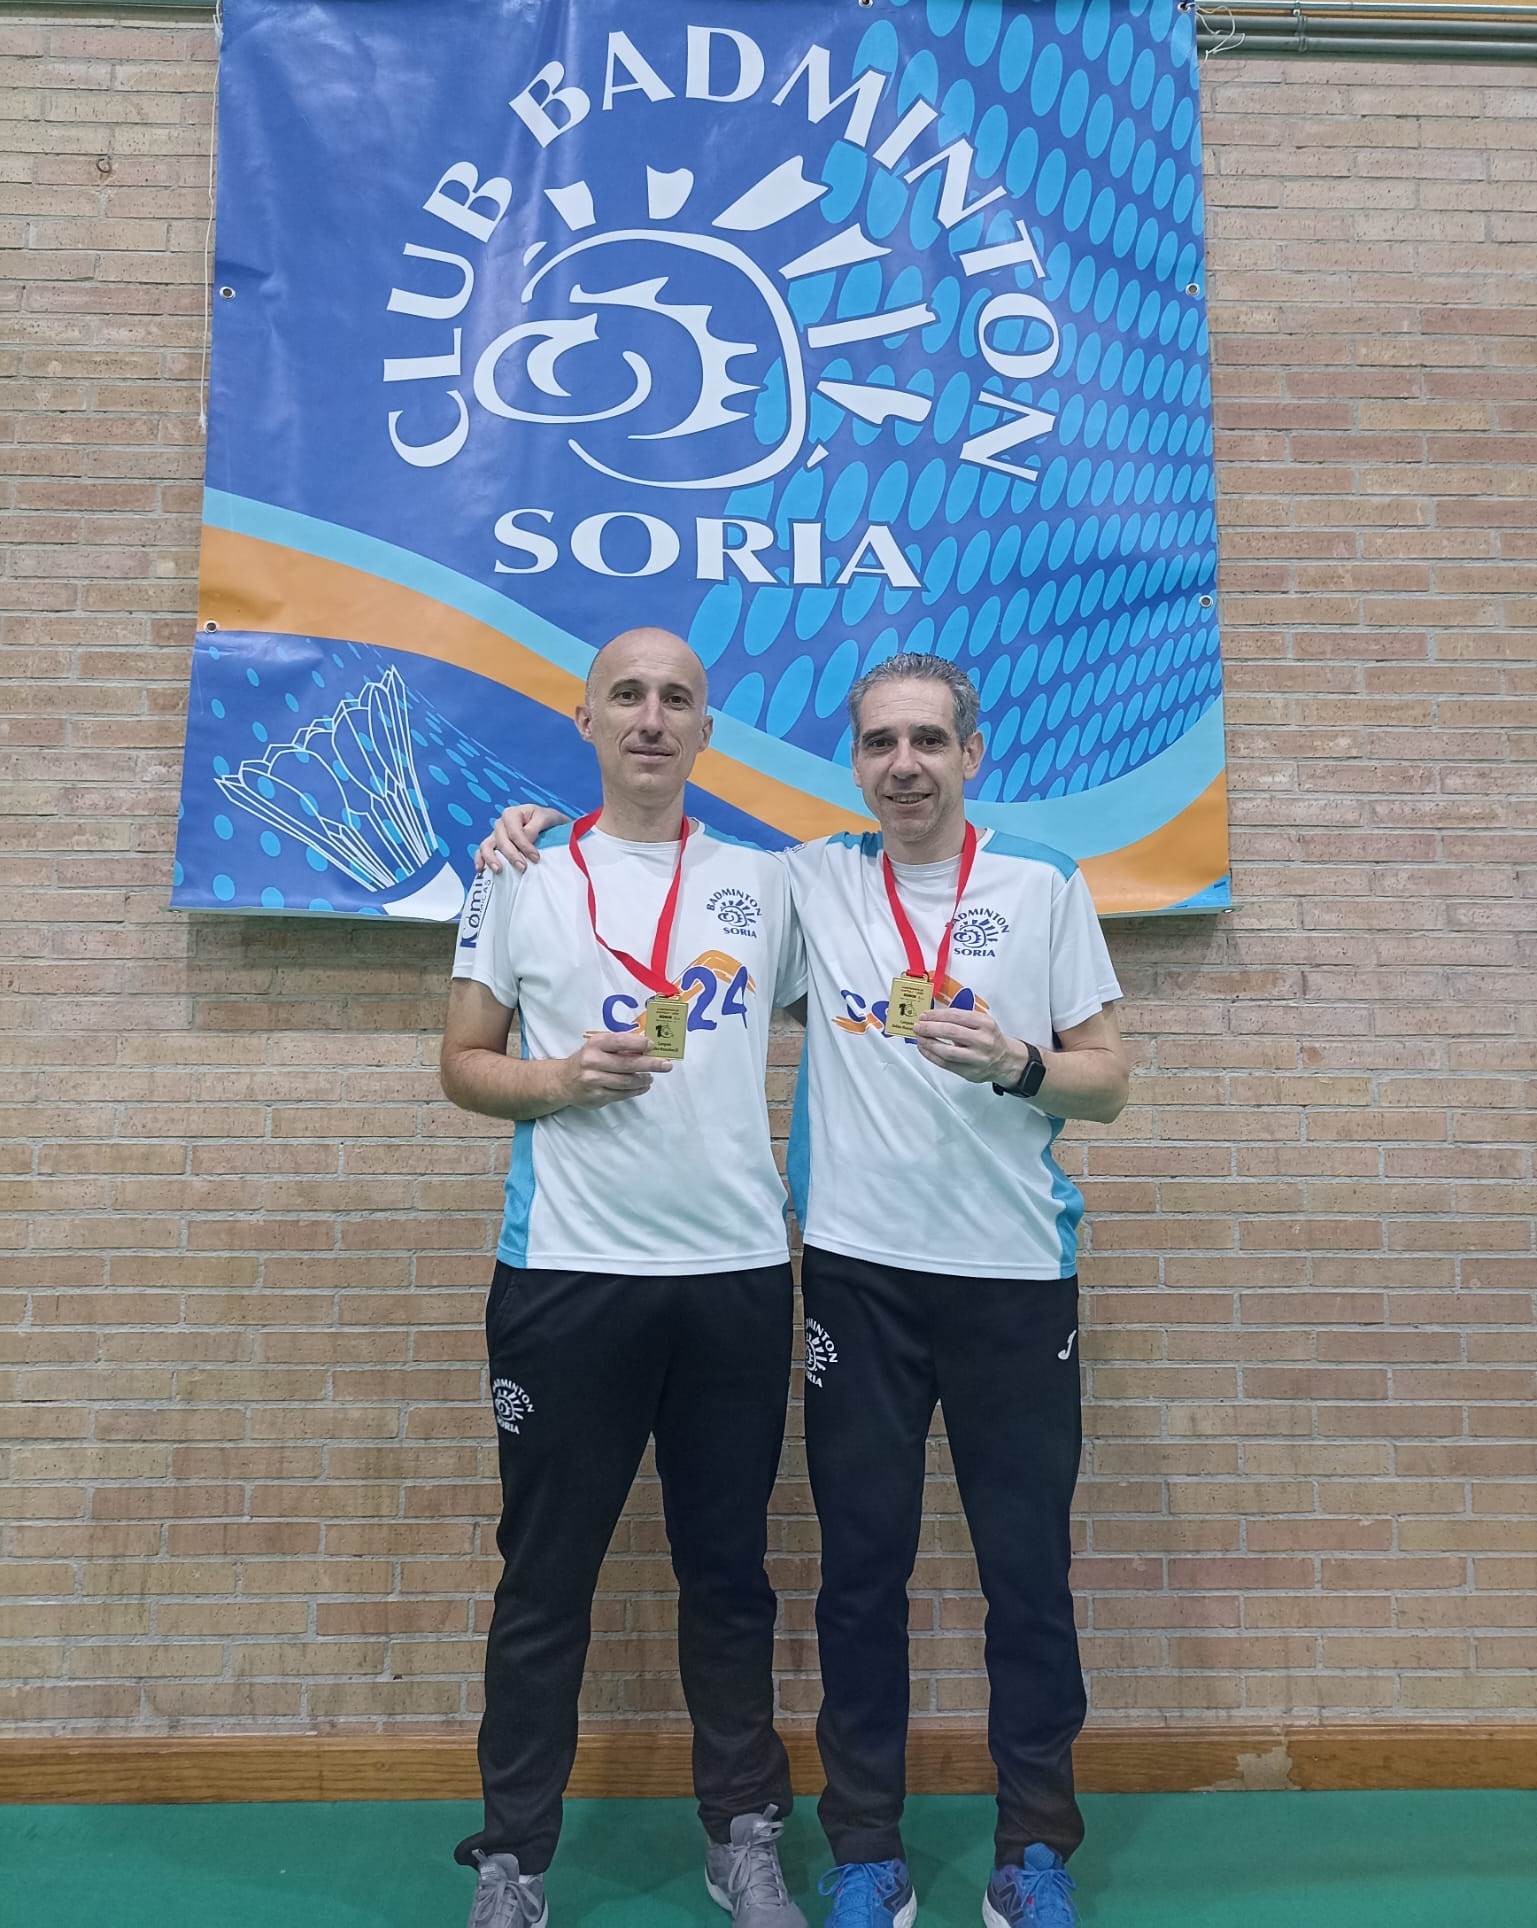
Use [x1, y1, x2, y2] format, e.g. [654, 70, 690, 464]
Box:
[452, 824, 805, 1276]
[783, 830, 1122, 1280]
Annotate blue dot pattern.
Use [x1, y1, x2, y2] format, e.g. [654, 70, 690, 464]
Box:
[686, 0, 1217, 807]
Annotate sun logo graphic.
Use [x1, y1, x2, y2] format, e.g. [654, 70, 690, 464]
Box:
[384, 28, 1067, 587]
[950, 907, 1010, 959]
[707, 886, 760, 936]
[474, 185, 806, 495]
[803, 1317, 838, 1389]
[491, 1378, 534, 1435]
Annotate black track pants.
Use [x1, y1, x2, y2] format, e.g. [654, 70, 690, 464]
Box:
[801, 1245, 1086, 1869]
[454, 1261, 795, 1876]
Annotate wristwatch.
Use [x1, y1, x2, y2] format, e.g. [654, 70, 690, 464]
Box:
[993, 1040, 1046, 1100]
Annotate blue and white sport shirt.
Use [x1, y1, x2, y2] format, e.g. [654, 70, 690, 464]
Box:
[453, 824, 804, 1276]
[783, 830, 1121, 1280]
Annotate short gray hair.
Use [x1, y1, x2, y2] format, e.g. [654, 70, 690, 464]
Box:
[847, 652, 980, 744]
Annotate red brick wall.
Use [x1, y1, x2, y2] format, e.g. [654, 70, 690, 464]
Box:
[1, 20, 1533, 1733]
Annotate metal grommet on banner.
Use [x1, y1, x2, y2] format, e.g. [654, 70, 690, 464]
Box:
[204, 621, 219, 632]
[219, 286, 236, 299]
[1185, 282, 1201, 296]
[1199, 596, 1214, 609]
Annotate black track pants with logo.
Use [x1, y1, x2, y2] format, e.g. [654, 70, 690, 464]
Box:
[801, 1245, 1086, 1869]
[454, 1261, 795, 1876]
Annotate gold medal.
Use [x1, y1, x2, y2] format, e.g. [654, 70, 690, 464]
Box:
[881, 824, 978, 1044]
[644, 994, 689, 1061]
[569, 810, 693, 1066]
[884, 973, 933, 1038]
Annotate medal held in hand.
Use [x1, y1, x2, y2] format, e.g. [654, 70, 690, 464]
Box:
[644, 995, 688, 1060]
[884, 974, 933, 1039]
[569, 811, 692, 1063]
[881, 824, 979, 1041]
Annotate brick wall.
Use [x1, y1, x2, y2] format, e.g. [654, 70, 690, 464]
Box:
[1, 18, 1533, 1735]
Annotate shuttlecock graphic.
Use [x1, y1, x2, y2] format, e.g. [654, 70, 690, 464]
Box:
[213, 666, 464, 919]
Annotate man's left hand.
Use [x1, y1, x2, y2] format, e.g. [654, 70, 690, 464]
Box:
[913, 1006, 1023, 1085]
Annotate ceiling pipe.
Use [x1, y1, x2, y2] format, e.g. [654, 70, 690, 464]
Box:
[1229, 18, 1537, 40]
[1206, 33, 1537, 55]
[1207, 2, 1537, 32]
[1196, 0, 1537, 58]
[3, 0, 1532, 68]
[1209, 1, 1537, 17]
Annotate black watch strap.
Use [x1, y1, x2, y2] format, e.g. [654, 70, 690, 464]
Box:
[993, 1040, 1046, 1100]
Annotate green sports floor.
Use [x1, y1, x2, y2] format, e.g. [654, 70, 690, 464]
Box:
[4, 1790, 1535, 1926]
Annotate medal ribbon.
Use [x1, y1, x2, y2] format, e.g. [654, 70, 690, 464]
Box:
[881, 821, 979, 995]
[568, 810, 691, 998]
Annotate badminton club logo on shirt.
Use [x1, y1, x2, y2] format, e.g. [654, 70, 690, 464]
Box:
[950, 905, 1010, 958]
[491, 1378, 533, 1435]
[457, 870, 493, 952]
[707, 886, 760, 937]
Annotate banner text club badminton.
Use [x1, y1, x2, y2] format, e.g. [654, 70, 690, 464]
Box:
[177, 0, 1228, 921]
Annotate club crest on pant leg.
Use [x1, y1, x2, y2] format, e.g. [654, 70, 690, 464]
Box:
[803, 1318, 838, 1388]
[491, 1378, 535, 1434]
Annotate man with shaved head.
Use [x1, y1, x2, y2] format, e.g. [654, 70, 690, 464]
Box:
[441, 629, 808, 1928]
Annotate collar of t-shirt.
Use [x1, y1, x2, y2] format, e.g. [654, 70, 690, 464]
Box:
[881, 825, 991, 890]
[576, 821, 694, 859]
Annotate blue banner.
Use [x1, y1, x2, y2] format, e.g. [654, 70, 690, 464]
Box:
[177, 0, 1227, 919]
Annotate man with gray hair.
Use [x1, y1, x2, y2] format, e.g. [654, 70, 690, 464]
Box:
[483, 649, 1130, 1928]
[784, 651, 1126, 1928]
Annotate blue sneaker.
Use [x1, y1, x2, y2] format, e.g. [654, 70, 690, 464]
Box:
[982, 1845, 1077, 1927]
[817, 1858, 917, 1927]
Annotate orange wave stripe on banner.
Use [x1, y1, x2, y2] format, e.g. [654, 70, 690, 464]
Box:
[198, 526, 1227, 914]
[198, 526, 871, 844]
[1078, 771, 1229, 915]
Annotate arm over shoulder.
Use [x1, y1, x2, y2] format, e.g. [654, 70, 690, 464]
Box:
[451, 863, 522, 1010]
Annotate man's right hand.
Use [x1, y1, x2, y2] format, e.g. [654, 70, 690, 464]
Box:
[559, 1028, 672, 1108]
[477, 804, 570, 875]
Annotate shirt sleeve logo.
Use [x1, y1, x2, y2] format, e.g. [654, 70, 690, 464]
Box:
[951, 905, 1009, 958]
[457, 869, 494, 950]
[707, 886, 760, 937]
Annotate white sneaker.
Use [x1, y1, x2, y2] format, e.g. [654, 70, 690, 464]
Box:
[706, 1808, 808, 1927]
[467, 1851, 548, 1928]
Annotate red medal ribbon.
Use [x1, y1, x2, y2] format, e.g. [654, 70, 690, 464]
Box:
[568, 810, 691, 999]
[881, 821, 979, 996]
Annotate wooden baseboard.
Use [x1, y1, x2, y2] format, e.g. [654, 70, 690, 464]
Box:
[2, 1724, 1533, 1804]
